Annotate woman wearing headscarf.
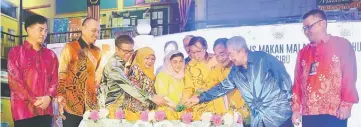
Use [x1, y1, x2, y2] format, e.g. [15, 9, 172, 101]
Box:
[155, 50, 185, 120]
[123, 47, 158, 120]
[155, 41, 179, 75]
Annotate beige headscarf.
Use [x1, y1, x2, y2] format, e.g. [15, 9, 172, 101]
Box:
[159, 50, 185, 80]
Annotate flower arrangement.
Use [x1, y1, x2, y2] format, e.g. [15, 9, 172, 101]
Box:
[140, 111, 149, 122]
[134, 110, 173, 127]
[90, 110, 100, 121]
[154, 111, 166, 122]
[82, 108, 109, 124]
[211, 114, 223, 126]
[181, 112, 193, 124]
[81, 108, 249, 126]
[115, 108, 125, 120]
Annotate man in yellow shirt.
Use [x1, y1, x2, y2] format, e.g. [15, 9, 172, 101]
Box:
[205, 38, 250, 124]
[182, 36, 219, 120]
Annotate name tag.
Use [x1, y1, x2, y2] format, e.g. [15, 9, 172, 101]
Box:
[309, 62, 319, 76]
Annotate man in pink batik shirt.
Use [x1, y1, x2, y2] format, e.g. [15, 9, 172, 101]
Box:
[7, 15, 58, 127]
[292, 9, 358, 127]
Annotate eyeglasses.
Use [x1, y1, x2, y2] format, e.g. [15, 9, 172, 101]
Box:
[190, 48, 205, 55]
[118, 47, 134, 54]
[303, 20, 324, 32]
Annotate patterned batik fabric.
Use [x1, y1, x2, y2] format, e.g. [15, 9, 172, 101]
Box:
[292, 36, 358, 116]
[57, 38, 102, 116]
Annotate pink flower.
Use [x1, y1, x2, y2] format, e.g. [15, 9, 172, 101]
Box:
[237, 115, 243, 124]
[115, 108, 125, 119]
[181, 112, 193, 124]
[90, 110, 100, 121]
[140, 111, 149, 122]
[155, 111, 166, 121]
[211, 114, 223, 126]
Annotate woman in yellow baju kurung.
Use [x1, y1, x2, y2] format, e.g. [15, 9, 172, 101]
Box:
[182, 36, 224, 120]
[155, 50, 185, 120]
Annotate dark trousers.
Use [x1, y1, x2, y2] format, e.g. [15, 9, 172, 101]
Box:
[303, 114, 347, 127]
[280, 117, 293, 127]
[261, 117, 293, 127]
[63, 112, 83, 127]
[14, 115, 52, 127]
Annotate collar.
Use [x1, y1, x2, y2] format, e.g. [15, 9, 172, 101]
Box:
[23, 40, 44, 50]
[78, 37, 95, 49]
[246, 51, 255, 64]
[113, 53, 126, 65]
[113, 53, 124, 61]
[321, 34, 332, 43]
[235, 51, 254, 71]
[311, 34, 331, 47]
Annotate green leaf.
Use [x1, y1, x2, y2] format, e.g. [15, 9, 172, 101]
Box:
[175, 104, 187, 112]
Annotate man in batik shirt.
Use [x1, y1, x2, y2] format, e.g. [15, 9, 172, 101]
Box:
[56, 18, 102, 127]
[8, 15, 58, 127]
[97, 35, 165, 118]
[292, 9, 358, 127]
[185, 36, 293, 127]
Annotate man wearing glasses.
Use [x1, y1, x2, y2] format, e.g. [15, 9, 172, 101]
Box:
[182, 36, 219, 120]
[292, 9, 358, 127]
[97, 35, 166, 117]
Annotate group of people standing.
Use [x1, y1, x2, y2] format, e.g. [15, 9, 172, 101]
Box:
[96, 33, 252, 122]
[8, 9, 358, 127]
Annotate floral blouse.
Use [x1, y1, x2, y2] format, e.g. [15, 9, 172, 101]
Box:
[125, 65, 157, 112]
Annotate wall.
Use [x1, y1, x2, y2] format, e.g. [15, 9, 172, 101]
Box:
[1, 14, 19, 35]
[55, 0, 148, 19]
[195, 0, 206, 21]
[1, 0, 55, 35]
[1, 98, 13, 127]
[202, 0, 317, 25]
[6, 0, 55, 18]
[1, 14, 22, 58]
[194, 0, 206, 28]
[53, 0, 150, 33]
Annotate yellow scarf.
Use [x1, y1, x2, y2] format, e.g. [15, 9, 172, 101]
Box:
[131, 47, 156, 80]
